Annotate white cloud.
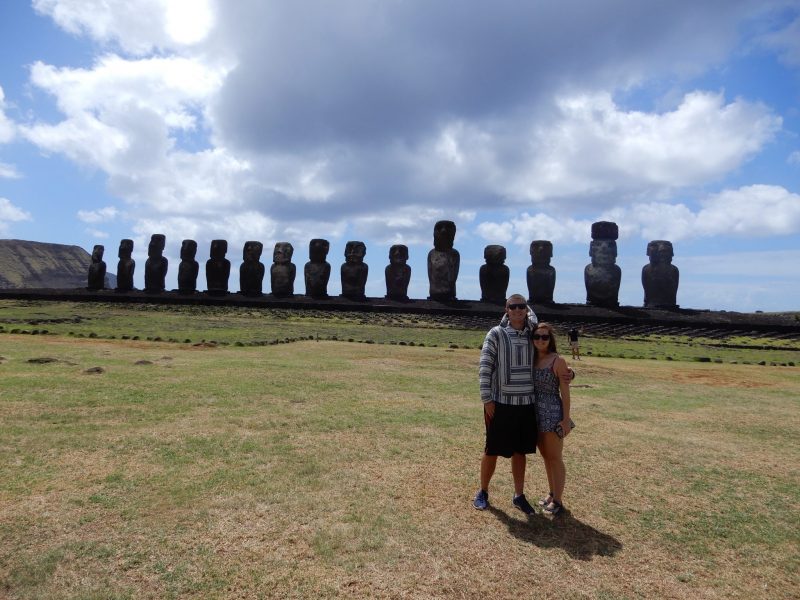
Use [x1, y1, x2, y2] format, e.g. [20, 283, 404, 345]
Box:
[0, 86, 16, 143]
[0, 162, 21, 179]
[32, 0, 215, 55]
[476, 222, 514, 244]
[15, 0, 798, 266]
[680, 249, 800, 277]
[0, 198, 32, 233]
[85, 228, 109, 239]
[475, 185, 800, 247]
[788, 151, 800, 165]
[695, 185, 800, 237]
[18, 52, 229, 180]
[759, 14, 800, 67]
[78, 206, 119, 223]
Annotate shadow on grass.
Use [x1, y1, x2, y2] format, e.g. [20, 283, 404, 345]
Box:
[488, 507, 622, 560]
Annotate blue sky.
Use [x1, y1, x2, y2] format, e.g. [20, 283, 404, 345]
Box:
[0, 0, 798, 311]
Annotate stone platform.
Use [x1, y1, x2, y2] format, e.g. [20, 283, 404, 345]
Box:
[0, 287, 797, 336]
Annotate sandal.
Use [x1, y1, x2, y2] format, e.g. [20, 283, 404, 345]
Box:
[543, 500, 564, 515]
[538, 492, 554, 507]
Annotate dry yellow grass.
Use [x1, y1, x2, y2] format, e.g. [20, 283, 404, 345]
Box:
[0, 335, 798, 599]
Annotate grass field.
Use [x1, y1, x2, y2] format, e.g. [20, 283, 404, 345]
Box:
[0, 301, 798, 599]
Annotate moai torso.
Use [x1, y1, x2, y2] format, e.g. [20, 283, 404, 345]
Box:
[270, 242, 296, 297]
[304, 239, 331, 298]
[427, 220, 460, 301]
[340, 241, 368, 301]
[206, 239, 231, 294]
[642, 240, 679, 308]
[144, 234, 168, 293]
[87, 244, 106, 291]
[116, 239, 135, 292]
[527, 240, 556, 304]
[385, 244, 411, 301]
[239, 241, 265, 296]
[479, 245, 509, 305]
[177, 240, 199, 293]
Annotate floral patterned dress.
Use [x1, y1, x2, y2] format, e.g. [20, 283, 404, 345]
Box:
[534, 354, 565, 433]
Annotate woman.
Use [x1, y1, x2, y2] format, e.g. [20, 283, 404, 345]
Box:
[532, 322, 574, 515]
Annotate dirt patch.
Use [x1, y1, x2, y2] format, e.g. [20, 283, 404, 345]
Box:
[671, 371, 771, 388]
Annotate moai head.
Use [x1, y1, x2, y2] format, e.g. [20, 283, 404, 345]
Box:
[210, 239, 228, 260]
[590, 221, 619, 266]
[647, 240, 674, 264]
[389, 244, 409, 265]
[433, 220, 456, 251]
[92, 244, 104, 262]
[530, 240, 553, 265]
[148, 234, 166, 258]
[243, 241, 263, 262]
[118, 239, 134, 259]
[484, 245, 506, 265]
[309, 238, 330, 262]
[180, 239, 197, 260]
[273, 242, 294, 264]
[344, 241, 366, 264]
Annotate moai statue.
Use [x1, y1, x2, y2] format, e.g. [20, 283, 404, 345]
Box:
[427, 220, 460, 302]
[206, 239, 230, 295]
[115, 239, 135, 292]
[642, 240, 679, 309]
[177, 239, 199, 294]
[144, 234, 168, 293]
[385, 244, 411, 302]
[87, 244, 106, 291]
[270, 242, 296, 297]
[304, 238, 331, 298]
[584, 221, 621, 307]
[239, 241, 265, 296]
[479, 245, 509, 305]
[340, 241, 368, 301]
[527, 240, 556, 305]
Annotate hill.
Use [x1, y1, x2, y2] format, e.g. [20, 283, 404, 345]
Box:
[0, 239, 115, 289]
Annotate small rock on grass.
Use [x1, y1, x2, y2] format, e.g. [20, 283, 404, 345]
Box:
[84, 366, 105, 374]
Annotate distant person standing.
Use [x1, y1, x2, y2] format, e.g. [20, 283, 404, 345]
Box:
[568, 327, 581, 361]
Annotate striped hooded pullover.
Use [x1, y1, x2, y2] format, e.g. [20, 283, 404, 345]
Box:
[478, 308, 539, 405]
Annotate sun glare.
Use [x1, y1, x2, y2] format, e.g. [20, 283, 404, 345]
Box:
[164, 0, 214, 45]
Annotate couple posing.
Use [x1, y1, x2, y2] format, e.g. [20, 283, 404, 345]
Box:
[474, 293, 573, 516]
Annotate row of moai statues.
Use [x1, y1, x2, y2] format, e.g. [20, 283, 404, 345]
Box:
[86, 220, 679, 308]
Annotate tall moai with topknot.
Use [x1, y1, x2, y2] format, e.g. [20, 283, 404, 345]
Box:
[584, 221, 621, 307]
[527, 240, 556, 305]
[642, 240, 679, 309]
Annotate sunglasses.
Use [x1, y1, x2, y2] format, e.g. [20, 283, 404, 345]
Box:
[532, 334, 551, 341]
[506, 303, 527, 310]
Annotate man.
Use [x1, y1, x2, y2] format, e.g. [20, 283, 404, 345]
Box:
[473, 293, 539, 515]
[568, 327, 581, 360]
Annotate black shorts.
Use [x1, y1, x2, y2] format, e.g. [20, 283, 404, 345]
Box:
[484, 402, 537, 458]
